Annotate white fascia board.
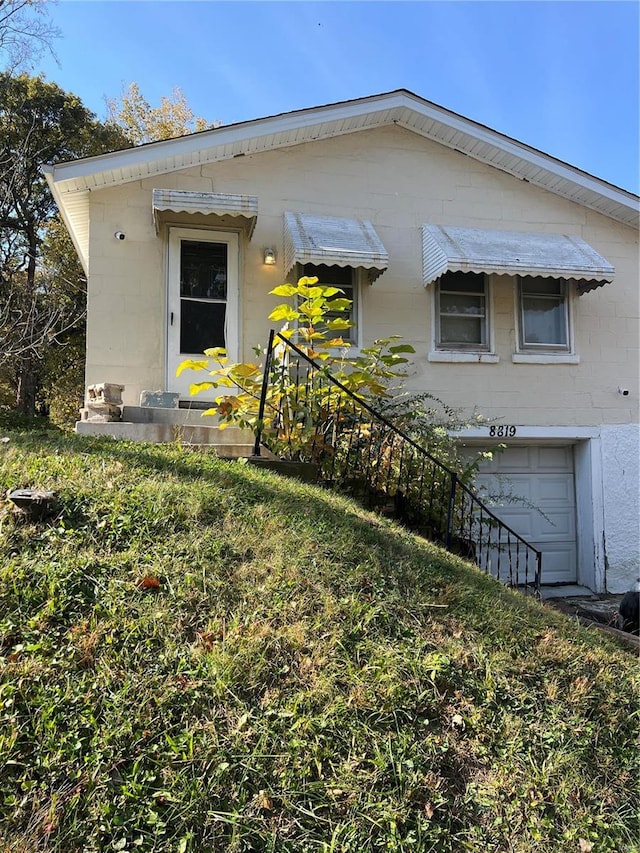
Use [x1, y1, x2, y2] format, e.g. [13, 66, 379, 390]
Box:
[43, 167, 89, 274]
[43, 92, 403, 187]
[44, 90, 639, 224]
[396, 102, 638, 212]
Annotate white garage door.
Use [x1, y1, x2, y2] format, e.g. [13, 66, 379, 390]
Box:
[473, 445, 577, 585]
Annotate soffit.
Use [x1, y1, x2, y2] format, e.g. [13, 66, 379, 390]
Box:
[284, 212, 389, 281]
[422, 224, 616, 294]
[43, 90, 639, 268]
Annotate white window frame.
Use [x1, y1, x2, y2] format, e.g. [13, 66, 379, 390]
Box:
[513, 276, 579, 364]
[429, 271, 498, 363]
[299, 263, 362, 348]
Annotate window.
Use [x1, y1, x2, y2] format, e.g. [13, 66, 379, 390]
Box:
[303, 263, 358, 344]
[436, 271, 489, 350]
[179, 239, 228, 353]
[518, 277, 570, 352]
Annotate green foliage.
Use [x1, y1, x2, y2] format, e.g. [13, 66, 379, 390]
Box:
[0, 72, 130, 415]
[36, 219, 87, 426]
[106, 82, 218, 146]
[0, 428, 637, 852]
[179, 275, 416, 460]
[178, 277, 492, 530]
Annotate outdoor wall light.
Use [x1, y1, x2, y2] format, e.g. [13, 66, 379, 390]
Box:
[263, 247, 277, 266]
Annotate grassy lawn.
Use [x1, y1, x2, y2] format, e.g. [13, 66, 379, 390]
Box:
[0, 418, 637, 852]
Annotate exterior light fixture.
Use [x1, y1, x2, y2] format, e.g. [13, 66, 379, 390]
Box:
[263, 248, 276, 266]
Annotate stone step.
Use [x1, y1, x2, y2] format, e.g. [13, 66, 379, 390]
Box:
[75, 419, 261, 456]
[121, 405, 228, 427]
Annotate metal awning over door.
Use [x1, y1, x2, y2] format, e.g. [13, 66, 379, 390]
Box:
[153, 189, 258, 237]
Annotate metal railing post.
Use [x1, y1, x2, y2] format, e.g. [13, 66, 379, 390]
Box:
[535, 551, 542, 598]
[445, 472, 458, 550]
[253, 329, 275, 457]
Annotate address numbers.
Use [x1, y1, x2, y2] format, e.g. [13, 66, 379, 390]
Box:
[489, 425, 517, 438]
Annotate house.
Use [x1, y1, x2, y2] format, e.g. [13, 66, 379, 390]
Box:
[44, 89, 639, 594]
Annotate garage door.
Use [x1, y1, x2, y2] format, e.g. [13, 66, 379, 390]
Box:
[473, 445, 577, 585]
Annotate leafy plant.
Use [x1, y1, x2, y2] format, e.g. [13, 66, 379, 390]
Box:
[177, 278, 535, 571]
[178, 276, 416, 460]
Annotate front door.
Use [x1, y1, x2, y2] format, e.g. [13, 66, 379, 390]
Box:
[166, 228, 239, 399]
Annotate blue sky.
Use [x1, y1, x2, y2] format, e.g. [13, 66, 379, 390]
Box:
[34, 1, 639, 193]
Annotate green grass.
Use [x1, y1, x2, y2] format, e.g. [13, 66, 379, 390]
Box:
[0, 418, 638, 852]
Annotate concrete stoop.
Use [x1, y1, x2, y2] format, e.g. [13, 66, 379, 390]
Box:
[75, 405, 266, 459]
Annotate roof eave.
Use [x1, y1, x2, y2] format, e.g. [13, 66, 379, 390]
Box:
[43, 166, 89, 274]
[44, 90, 640, 229]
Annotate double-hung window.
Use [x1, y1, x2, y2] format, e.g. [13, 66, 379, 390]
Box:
[518, 277, 570, 352]
[303, 263, 358, 345]
[436, 271, 489, 350]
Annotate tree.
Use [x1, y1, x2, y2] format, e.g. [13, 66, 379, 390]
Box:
[0, 72, 130, 414]
[106, 82, 219, 145]
[0, 0, 58, 70]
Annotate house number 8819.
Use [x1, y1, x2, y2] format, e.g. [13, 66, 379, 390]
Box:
[489, 426, 517, 438]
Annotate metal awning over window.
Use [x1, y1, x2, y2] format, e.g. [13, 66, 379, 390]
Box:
[422, 224, 615, 294]
[284, 212, 389, 281]
[153, 190, 258, 237]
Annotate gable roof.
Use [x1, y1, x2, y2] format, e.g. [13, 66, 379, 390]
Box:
[43, 89, 639, 272]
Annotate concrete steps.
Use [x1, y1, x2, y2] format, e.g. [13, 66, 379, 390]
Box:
[75, 406, 268, 458]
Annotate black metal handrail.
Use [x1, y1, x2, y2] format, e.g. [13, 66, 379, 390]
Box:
[253, 330, 542, 593]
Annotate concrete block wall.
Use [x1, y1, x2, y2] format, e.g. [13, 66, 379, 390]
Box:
[84, 124, 638, 432]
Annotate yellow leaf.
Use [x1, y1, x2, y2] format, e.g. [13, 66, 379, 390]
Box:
[297, 285, 323, 299]
[268, 304, 299, 322]
[298, 302, 324, 319]
[204, 346, 227, 358]
[176, 358, 209, 377]
[230, 363, 260, 378]
[269, 284, 298, 296]
[326, 318, 352, 330]
[189, 381, 214, 396]
[325, 298, 352, 311]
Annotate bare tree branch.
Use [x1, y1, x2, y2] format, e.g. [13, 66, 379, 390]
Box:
[0, 276, 86, 360]
[0, 0, 58, 70]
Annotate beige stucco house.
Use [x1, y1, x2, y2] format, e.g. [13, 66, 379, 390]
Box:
[44, 90, 639, 594]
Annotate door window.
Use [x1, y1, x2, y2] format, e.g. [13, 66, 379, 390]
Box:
[179, 240, 228, 353]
